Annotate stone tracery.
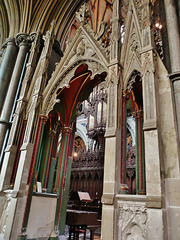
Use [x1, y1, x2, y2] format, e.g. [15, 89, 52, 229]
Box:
[0, 0, 179, 239]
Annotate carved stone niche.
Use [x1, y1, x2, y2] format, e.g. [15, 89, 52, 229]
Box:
[118, 202, 147, 240]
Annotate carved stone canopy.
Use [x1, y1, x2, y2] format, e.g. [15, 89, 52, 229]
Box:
[47, 64, 107, 127]
[42, 23, 109, 117]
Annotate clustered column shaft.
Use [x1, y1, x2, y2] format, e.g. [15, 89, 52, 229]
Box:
[0, 33, 32, 158]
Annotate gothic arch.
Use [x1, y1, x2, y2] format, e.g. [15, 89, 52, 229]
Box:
[41, 25, 109, 117]
[120, 0, 143, 88]
[124, 68, 142, 90]
[123, 222, 145, 240]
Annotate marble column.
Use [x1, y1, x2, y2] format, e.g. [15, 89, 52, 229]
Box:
[164, 0, 180, 145]
[0, 34, 31, 156]
[43, 130, 56, 189]
[120, 94, 127, 184]
[21, 115, 47, 234]
[0, 38, 18, 114]
[54, 126, 72, 227]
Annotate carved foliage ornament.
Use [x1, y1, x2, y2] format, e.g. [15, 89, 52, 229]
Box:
[15, 32, 36, 47]
[105, 66, 119, 87]
[126, 71, 142, 92]
[73, 3, 110, 59]
[68, 38, 96, 65]
[129, 26, 141, 59]
[134, 0, 142, 27]
[83, 24, 110, 59]
[142, 52, 155, 73]
[75, 3, 89, 24]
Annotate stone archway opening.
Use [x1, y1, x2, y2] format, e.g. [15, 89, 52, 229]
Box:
[68, 80, 107, 218]
[121, 71, 146, 195]
[34, 63, 107, 237]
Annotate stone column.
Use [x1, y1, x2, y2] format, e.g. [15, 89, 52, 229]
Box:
[140, 0, 162, 206]
[170, 72, 180, 144]
[164, 0, 180, 73]
[120, 93, 127, 184]
[1, 23, 55, 240]
[101, 0, 121, 239]
[133, 110, 144, 194]
[54, 126, 72, 226]
[0, 38, 18, 113]
[0, 34, 31, 156]
[163, 2, 180, 239]
[43, 130, 56, 189]
[0, 31, 40, 192]
[21, 115, 48, 235]
[164, 0, 180, 146]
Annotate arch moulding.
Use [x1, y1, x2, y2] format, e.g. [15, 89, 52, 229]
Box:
[41, 25, 109, 117]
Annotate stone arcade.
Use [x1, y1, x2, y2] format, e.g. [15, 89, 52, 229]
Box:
[0, 0, 180, 239]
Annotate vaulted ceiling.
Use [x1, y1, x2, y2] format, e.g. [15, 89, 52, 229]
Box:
[0, 0, 86, 46]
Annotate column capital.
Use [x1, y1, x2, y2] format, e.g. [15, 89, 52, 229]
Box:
[15, 32, 36, 48]
[122, 89, 131, 100]
[2, 38, 16, 49]
[40, 115, 48, 124]
[61, 126, 72, 135]
[49, 130, 56, 138]
[132, 110, 143, 119]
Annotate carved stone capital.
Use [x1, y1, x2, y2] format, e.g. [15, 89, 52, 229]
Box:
[40, 115, 48, 124]
[15, 99, 28, 115]
[122, 89, 131, 100]
[2, 37, 16, 49]
[132, 110, 143, 119]
[15, 33, 36, 47]
[107, 66, 119, 87]
[49, 130, 56, 138]
[62, 126, 72, 135]
[29, 32, 37, 43]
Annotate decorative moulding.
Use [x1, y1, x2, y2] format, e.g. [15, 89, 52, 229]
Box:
[143, 119, 157, 131]
[4, 189, 18, 198]
[42, 24, 109, 116]
[102, 193, 115, 205]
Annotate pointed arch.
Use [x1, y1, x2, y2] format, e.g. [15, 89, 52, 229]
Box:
[42, 24, 109, 117]
[121, 69, 145, 195]
[121, 0, 143, 87]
